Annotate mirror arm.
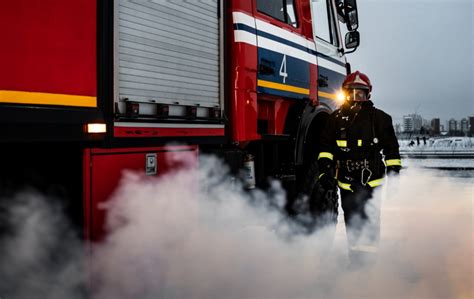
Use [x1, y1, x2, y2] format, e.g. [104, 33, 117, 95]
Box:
[344, 47, 358, 54]
[345, 62, 352, 75]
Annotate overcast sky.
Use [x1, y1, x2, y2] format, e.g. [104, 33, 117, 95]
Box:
[348, 0, 473, 123]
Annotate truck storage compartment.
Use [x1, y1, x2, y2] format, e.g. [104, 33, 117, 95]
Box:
[115, 0, 222, 122]
[83, 145, 199, 241]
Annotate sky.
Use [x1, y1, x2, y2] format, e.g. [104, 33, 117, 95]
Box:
[348, 0, 473, 124]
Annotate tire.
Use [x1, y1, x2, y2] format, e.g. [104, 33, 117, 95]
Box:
[292, 158, 339, 233]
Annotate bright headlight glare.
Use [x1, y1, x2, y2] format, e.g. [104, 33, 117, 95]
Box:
[336, 91, 346, 103]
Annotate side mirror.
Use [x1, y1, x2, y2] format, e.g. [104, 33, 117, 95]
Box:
[345, 31, 360, 49]
[344, 0, 359, 31]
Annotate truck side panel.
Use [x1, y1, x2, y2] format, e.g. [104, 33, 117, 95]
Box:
[0, 0, 97, 107]
[228, 3, 259, 142]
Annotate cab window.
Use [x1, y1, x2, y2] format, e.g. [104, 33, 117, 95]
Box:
[257, 0, 298, 27]
[312, 0, 339, 46]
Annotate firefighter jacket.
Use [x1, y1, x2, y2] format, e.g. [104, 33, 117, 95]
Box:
[318, 101, 401, 192]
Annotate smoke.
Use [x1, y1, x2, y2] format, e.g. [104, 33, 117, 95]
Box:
[0, 190, 85, 299]
[90, 155, 334, 299]
[90, 155, 473, 299]
[329, 166, 474, 299]
[0, 154, 472, 299]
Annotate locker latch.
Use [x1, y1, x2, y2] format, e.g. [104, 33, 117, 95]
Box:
[146, 153, 157, 176]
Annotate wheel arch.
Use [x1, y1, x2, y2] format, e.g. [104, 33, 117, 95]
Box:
[295, 104, 333, 167]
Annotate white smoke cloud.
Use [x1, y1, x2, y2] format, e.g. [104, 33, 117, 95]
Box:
[0, 190, 84, 299]
[90, 155, 335, 299]
[0, 155, 472, 299]
[90, 155, 473, 299]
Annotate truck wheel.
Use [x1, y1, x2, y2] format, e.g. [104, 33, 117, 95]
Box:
[292, 158, 339, 233]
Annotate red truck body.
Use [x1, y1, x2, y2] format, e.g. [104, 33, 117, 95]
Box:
[0, 0, 355, 241]
[0, 0, 97, 106]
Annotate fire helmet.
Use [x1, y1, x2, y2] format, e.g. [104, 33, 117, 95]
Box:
[342, 71, 372, 101]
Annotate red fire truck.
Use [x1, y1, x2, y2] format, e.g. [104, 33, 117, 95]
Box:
[0, 0, 360, 241]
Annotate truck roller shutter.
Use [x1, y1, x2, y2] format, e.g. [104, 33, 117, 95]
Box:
[117, 0, 220, 108]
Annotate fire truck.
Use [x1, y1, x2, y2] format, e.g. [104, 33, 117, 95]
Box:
[0, 0, 360, 241]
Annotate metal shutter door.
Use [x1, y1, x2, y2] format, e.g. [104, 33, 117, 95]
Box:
[117, 0, 219, 108]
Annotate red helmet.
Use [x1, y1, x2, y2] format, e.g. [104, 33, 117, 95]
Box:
[342, 71, 372, 100]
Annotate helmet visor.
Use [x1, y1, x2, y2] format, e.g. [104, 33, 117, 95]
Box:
[346, 88, 368, 102]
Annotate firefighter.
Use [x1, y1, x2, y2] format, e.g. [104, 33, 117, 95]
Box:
[317, 71, 401, 269]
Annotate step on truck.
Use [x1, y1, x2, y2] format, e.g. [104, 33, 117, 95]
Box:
[0, 0, 360, 241]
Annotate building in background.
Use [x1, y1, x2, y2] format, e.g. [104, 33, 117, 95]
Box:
[448, 118, 458, 133]
[460, 118, 469, 134]
[440, 124, 445, 133]
[403, 116, 413, 133]
[469, 117, 474, 136]
[399, 115, 473, 137]
[403, 114, 422, 133]
[431, 118, 440, 135]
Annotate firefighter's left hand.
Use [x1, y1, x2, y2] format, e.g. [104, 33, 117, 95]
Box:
[387, 165, 401, 176]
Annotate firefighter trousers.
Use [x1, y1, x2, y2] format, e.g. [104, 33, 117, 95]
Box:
[340, 183, 381, 268]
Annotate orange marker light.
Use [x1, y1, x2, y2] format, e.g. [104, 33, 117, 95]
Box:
[86, 123, 107, 134]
